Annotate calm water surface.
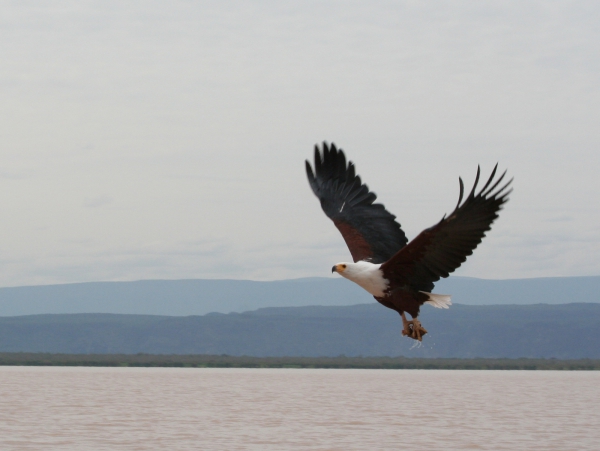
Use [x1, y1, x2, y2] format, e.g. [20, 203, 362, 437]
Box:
[0, 367, 598, 450]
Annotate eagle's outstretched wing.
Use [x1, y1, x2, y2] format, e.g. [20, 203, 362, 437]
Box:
[380, 165, 512, 292]
[306, 142, 408, 263]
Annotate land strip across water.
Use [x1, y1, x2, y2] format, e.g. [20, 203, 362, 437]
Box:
[0, 353, 598, 370]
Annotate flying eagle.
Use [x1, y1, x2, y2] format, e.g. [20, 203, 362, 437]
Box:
[306, 143, 512, 341]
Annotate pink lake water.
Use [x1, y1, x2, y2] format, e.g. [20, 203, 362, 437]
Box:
[0, 367, 598, 450]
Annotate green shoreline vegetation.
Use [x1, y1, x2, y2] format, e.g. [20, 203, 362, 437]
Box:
[0, 353, 599, 370]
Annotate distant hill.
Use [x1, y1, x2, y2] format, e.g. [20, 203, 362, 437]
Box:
[0, 276, 598, 316]
[1, 303, 599, 359]
[0, 278, 364, 316]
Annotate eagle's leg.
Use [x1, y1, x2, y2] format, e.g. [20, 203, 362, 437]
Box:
[401, 312, 412, 337]
[401, 313, 428, 341]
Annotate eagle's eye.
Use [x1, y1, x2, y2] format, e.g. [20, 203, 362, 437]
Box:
[341, 264, 347, 269]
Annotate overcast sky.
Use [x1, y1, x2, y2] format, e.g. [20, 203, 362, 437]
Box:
[1, 1, 599, 286]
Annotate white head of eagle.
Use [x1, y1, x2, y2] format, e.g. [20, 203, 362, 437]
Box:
[332, 261, 389, 298]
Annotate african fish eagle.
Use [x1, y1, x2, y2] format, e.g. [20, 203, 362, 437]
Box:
[306, 143, 512, 341]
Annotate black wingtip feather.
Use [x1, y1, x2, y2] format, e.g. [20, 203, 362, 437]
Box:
[481, 169, 507, 197]
[305, 160, 313, 177]
[479, 163, 498, 194]
[456, 177, 465, 209]
[467, 166, 481, 200]
[347, 161, 356, 180]
[314, 145, 321, 173]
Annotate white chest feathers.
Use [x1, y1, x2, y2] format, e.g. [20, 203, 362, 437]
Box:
[335, 261, 389, 297]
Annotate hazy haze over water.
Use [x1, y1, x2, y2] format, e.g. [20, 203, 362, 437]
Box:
[1, 367, 598, 450]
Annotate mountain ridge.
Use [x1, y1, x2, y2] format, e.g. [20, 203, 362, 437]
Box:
[1, 303, 598, 358]
[0, 275, 598, 317]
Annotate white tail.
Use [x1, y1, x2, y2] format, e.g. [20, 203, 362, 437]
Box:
[421, 291, 452, 309]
